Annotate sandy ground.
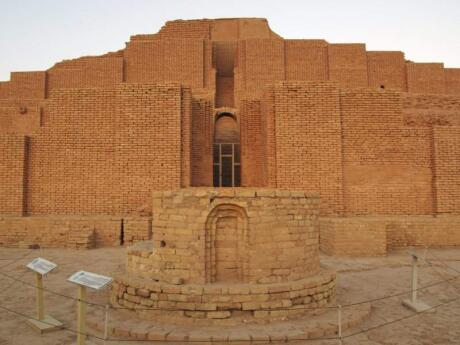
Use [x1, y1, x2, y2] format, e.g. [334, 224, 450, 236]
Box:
[0, 246, 459, 345]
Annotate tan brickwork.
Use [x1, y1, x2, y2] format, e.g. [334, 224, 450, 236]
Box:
[0, 216, 151, 248]
[263, 82, 344, 215]
[434, 126, 460, 214]
[445, 68, 460, 94]
[321, 215, 460, 255]
[328, 44, 368, 88]
[133, 188, 321, 284]
[0, 18, 460, 252]
[285, 40, 329, 82]
[341, 89, 434, 215]
[0, 135, 26, 216]
[406, 62, 446, 94]
[47, 56, 123, 91]
[402, 93, 460, 126]
[367, 51, 407, 91]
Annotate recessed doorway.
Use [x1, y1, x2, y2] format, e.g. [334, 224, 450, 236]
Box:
[213, 113, 241, 187]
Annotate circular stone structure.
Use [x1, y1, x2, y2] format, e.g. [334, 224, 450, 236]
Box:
[112, 188, 336, 324]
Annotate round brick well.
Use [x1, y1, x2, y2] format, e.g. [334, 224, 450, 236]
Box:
[112, 188, 336, 324]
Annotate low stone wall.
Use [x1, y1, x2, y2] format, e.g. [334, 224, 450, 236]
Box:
[0, 216, 151, 248]
[320, 215, 460, 256]
[111, 269, 336, 325]
[320, 217, 387, 256]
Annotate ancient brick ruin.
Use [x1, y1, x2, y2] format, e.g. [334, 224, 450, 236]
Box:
[0, 18, 460, 255]
[112, 188, 337, 324]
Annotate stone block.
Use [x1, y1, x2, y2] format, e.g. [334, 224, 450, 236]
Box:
[207, 311, 231, 319]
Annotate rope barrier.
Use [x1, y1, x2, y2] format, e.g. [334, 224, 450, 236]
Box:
[0, 269, 105, 308]
[0, 247, 458, 343]
[0, 249, 35, 269]
[0, 258, 459, 312]
[0, 303, 106, 341]
[343, 295, 460, 340]
[426, 252, 460, 275]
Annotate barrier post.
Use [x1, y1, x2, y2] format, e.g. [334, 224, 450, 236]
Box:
[36, 272, 44, 320]
[402, 251, 431, 312]
[77, 285, 87, 345]
[104, 304, 109, 343]
[337, 304, 343, 344]
[411, 255, 419, 303]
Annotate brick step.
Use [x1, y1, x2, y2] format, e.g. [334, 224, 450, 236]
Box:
[87, 302, 370, 343]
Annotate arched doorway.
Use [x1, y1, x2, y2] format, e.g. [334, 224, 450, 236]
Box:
[213, 113, 241, 187]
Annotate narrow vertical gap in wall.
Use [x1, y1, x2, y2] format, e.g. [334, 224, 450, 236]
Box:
[22, 136, 29, 216]
[283, 40, 287, 81]
[44, 72, 49, 99]
[339, 92, 346, 216]
[122, 58, 127, 83]
[120, 218, 124, 246]
[325, 44, 331, 81]
[213, 41, 236, 108]
[430, 126, 438, 216]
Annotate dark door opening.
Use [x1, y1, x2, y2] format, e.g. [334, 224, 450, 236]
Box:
[213, 143, 240, 187]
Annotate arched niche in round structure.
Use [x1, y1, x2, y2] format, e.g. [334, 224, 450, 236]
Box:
[116, 188, 336, 324]
[204, 203, 249, 284]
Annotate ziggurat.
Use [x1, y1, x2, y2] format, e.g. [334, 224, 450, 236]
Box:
[1, 18, 459, 255]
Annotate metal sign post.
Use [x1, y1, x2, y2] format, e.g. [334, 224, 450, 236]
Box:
[402, 251, 431, 312]
[26, 258, 63, 333]
[68, 271, 112, 345]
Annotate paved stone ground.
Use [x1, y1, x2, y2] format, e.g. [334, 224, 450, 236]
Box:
[0, 246, 459, 345]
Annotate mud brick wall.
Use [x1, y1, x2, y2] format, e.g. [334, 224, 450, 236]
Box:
[25, 83, 188, 216]
[240, 99, 265, 186]
[123, 217, 152, 245]
[321, 215, 460, 255]
[320, 217, 387, 256]
[402, 93, 460, 126]
[341, 89, 434, 215]
[27, 88, 120, 215]
[191, 95, 213, 186]
[0, 100, 41, 135]
[0, 135, 26, 216]
[0, 216, 151, 248]
[47, 56, 123, 91]
[154, 19, 211, 40]
[406, 63, 446, 94]
[328, 44, 368, 88]
[285, 40, 328, 82]
[236, 39, 285, 100]
[1, 18, 460, 224]
[0, 72, 46, 100]
[445, 68, 460, 94]
[155, 18, 278, 41]
[132, 189, 320, 285]
[434, 126, 460, 214]
[367, 51, 407, 90]
[385, 215, 460, 249]
[124, 39, 208, 92]
[261, 87, 276, 187]
[263, 82, 343, 215]
[116, 83, 189, 214]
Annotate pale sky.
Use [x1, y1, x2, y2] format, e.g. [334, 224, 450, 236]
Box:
[1, 0, 459, 81]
